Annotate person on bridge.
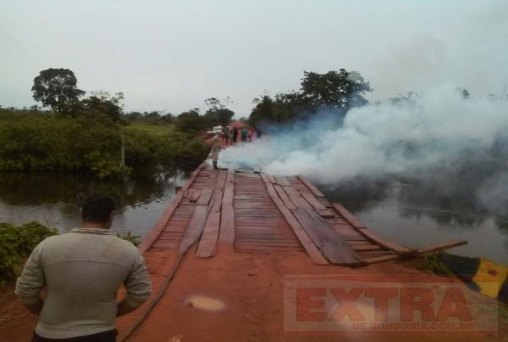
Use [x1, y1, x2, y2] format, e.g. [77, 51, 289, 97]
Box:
[211, 133, 224, 170]
[15, 194, 152, 342]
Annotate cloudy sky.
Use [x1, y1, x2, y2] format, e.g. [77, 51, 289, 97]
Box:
[1, 0, 507, 116]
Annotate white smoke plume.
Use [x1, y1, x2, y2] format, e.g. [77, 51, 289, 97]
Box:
[220, 85, 508, 215]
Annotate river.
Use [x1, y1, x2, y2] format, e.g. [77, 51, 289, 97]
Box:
[0, 172, 506, 264]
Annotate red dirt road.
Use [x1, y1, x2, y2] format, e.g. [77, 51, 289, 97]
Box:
[2, 248, 505, 341]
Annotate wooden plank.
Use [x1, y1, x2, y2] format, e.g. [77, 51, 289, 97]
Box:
[267, 175, 277, 184]
[189, 190, 201, 203]
[275, 176, 291, 186]
[297, 175, 325, 197]
[273, 184, 296, 210]
[219, 172, 235, 244]
[261, 173, 328, 265]
[282, 186, 313, 210]
[356, 227, 415, 255]
[331, 203, 365, 229]
[417, 240, 467, 254]
[300, 190, 327, 211]
[197, 180, 215, 206]
[292, 207, 366, 266]
[178, 205, 209, 254]
[364, 254, 401, 264]
[351, 245, 385, 252]
[138, 163, 205, 254]
[196, 171, 228, 258]
[317, 209, 336, 218]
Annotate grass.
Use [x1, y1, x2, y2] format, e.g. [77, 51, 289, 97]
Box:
[125, 123, 176, 138]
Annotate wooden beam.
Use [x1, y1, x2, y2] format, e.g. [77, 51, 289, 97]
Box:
[331, 203, 365, 229]
[196, 171, 228, 258]
[138, 163, 205, 254]
[292, 208, 366, 266]
[417, 240, 467, 254]
[261, 173, 328, 265]
[297, 175, 325, 197]
[356, 227, 415, 255]
[219, 172, 235, 245]
[273, 184, 296, 210]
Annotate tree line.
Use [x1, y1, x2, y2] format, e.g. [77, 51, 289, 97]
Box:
[0, 66, 374, 178]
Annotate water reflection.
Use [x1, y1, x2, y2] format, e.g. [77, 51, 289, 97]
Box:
[321, 177, 508, 264]
[0, 172, 185, 237]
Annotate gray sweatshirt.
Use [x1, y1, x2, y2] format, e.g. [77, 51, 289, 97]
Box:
[15, 228, 152, 339]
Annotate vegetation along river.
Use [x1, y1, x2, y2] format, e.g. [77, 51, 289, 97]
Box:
[1, 172, 506, 264]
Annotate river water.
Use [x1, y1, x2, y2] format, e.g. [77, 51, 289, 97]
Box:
[0, 172, 506, 264]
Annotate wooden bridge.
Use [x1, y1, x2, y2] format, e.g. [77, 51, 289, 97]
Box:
[139, 164, 463, 265]
[118, 163, 466, 341]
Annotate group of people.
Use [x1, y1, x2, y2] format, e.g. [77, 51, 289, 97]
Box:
[220, 126, 262, 145]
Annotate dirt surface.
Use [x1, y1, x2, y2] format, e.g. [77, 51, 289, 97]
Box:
[2, 248, 506, 342]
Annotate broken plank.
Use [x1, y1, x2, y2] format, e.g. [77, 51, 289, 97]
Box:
[417, 240, 467, 254]
[292, 207, 366, 266]
[356, 227, 415, 255]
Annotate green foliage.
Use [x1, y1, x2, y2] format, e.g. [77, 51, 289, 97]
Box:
[116, 231, 141, 246]
[203, 97, 235, 127]
[31, 68, 85, 112]
[0, 115, 125, 178]
[176, 109, 208, 134]
[422, 254, 453, 275]
[248, 69, 372, 125]
[65, 91, 126, 126]
[0, 222, 57, 281]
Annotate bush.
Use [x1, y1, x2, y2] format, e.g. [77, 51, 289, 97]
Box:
[0, 222, 57, 281]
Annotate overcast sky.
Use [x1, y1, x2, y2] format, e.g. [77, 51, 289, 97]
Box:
[1, 0, 507, 116]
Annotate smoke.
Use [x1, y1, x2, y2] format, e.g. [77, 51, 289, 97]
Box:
[220, 85, 508, 216]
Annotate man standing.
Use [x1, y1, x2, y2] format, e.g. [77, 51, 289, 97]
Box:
[211, 133, 224, 170]
[15, 194, 152, 342]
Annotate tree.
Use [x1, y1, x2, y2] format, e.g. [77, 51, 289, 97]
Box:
[176, 109, 207, 134]
[300, 69, 371, 112]
[248, 95, 275, 127]
[31, 68, 85, 112]
[203, 97, 234, 127]
[77, 91, 125, 126]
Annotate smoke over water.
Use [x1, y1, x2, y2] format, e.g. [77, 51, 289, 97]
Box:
[221, 85, 508, 217]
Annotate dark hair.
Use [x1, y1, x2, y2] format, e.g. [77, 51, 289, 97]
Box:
[81, 194, 117, 223]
